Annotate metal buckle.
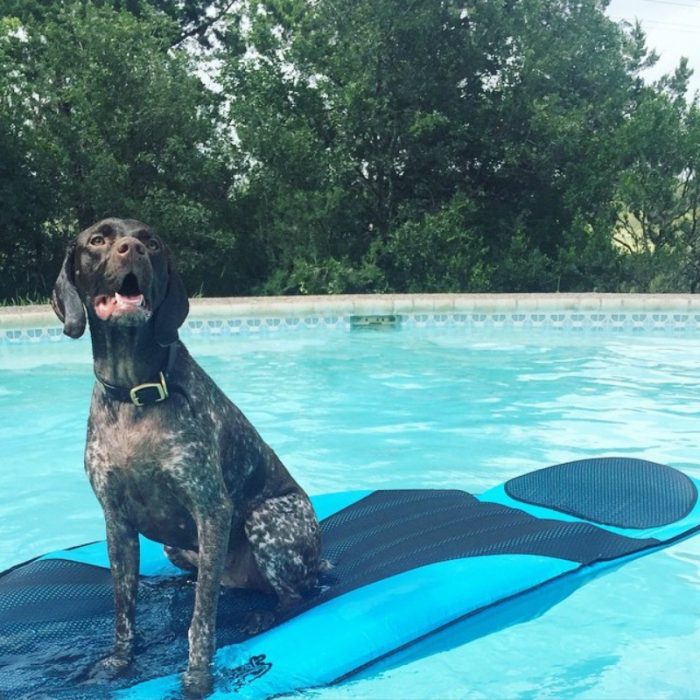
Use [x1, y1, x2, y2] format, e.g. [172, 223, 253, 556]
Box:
[129, 372, 169, 406]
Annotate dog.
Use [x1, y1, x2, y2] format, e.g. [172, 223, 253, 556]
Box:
[51, 218, 322, 697]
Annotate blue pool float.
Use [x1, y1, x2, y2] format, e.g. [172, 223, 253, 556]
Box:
[1, 457, 698, 699]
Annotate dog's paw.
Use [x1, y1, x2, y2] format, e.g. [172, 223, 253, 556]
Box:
[89, 653, 132, 680]
[182, 668, 214, 699]
[319, 558, 335, 573]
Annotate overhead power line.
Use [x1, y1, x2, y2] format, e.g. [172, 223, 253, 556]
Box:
[611, 15, 700, 34]
[643, 0, 700, 8]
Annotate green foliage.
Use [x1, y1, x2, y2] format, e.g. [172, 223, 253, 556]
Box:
[613, 63, 700, 290]
[262, 256, 386, 296]
[221, 0, 694, 295]
[377, 196, 494, 293]
[0, 1, 233, 299]
[0, 0, 698, 301]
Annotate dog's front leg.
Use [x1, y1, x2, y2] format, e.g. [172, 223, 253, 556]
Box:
[93, 513, 140, 677]
[183, 499, 233, 698]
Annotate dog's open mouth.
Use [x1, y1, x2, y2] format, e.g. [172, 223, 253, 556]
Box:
[94, 273, 149, 321]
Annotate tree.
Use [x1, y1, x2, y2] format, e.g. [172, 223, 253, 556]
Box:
[221, 0, 517, 293]
[1, 0, 698, 300]
[466, 0, 645, 291]
[0, 0, 235, 46]
[614, 59, 700, 291]
[0, 16, 61, 299]
[0, 2, 235, 299]
[220, 0, 660, 294]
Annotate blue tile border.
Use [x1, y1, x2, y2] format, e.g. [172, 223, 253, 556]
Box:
[399, 311, 700, 332]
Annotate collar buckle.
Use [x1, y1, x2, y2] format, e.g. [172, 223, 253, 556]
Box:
[129, 372, 169, 406]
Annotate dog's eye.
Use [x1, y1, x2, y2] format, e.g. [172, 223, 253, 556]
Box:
[146, 239, 159, 251]
[90, 235, 106, 246]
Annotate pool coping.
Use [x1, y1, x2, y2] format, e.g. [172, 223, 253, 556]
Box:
[3, 293, 700, 329]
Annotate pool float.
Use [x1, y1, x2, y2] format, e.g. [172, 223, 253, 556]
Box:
[1, 457, 698, 699]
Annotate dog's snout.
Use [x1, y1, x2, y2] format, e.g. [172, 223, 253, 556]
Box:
[116, 237, 146, 258]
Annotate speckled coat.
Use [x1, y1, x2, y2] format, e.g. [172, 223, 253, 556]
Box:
[51, 218, 321, 697]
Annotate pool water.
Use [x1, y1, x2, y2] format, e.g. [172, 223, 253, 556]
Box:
[1, 326, 699, 698]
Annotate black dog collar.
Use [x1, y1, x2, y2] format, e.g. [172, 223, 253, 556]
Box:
[95, 344, 178, 407]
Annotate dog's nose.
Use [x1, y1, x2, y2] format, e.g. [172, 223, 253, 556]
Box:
[116, 237, 146, 258]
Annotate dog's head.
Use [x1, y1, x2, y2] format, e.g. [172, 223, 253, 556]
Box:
[52, 218, 189, 346]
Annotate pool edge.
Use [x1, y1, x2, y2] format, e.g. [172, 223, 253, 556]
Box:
[2, 292, 700, 329]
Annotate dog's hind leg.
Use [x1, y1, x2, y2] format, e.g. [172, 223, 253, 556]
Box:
[244, 492, 321, 632]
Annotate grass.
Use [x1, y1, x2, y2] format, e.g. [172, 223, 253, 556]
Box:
[0, 294, 51, 307]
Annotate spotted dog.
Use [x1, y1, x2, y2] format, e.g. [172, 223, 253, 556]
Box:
[51, 218, 321, 697]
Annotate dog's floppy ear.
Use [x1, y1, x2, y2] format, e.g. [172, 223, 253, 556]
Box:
[153, 252, 189, 346]
[51, 242, 87, 339]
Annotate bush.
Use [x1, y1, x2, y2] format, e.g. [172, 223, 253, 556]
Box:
[377, 197, 494, 293]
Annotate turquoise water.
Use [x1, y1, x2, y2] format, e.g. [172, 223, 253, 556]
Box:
[1, 326, 699, 698]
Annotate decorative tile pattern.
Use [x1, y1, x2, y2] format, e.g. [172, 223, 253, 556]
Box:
[5, 310, 700, 345]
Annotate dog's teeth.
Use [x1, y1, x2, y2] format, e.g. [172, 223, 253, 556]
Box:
[115, 293, 145, 307]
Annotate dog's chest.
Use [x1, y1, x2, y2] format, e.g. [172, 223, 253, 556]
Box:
[86, 408, 208, 546]
[87, 408, 194, 473]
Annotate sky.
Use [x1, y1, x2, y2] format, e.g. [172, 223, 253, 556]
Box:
[607, 0, 700, 98]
